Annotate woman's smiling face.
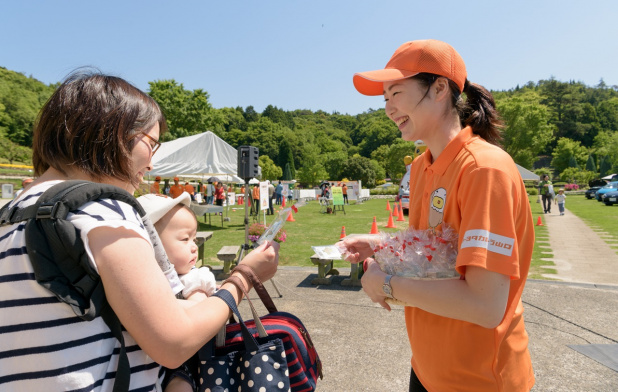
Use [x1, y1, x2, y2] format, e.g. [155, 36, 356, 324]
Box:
[383, 78, 432, 142]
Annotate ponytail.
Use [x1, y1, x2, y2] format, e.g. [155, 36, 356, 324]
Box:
[457, 80, 503, 146]
[412, 73, 503, 146]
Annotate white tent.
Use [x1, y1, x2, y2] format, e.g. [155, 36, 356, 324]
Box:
[147, 131, 243, 182]
[516, 164, 539, 181]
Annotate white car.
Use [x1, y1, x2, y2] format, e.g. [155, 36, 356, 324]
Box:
[400, 189, 409, 214]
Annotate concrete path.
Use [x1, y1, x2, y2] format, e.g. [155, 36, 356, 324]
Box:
[541, 208, 618, 285]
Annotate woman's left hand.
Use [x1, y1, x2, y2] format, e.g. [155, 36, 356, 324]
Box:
[360, 258, 391, 311]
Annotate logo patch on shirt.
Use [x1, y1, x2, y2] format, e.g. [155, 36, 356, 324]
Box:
[461, 229, 514, 256]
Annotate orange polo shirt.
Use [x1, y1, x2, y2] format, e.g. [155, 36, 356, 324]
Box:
[169, 184, 184, 199]
[252, 186, 260, 200]
[406, 127, 535, 391]
[150, 181, 160, 194]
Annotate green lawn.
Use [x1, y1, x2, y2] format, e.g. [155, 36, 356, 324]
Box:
[528, 195, 557, 279]
[198, 198, 407, 268]
[197, 193, 615, 279]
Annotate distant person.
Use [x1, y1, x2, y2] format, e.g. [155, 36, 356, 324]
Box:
[555, 189, 566, 216]
[275, 181, 283, 205]
[342, 39, 535, 391]
[539, 174, 553, 214]
[184, 181, 195, 201]
[342, 183, 349, 204]
[206, 181, 215, 204]
[163, 179, 171, 195]
[267, 180, 275, 215]
[13, 177, 33, 199]
[150, 176, 162, 194]
[169, 176, 184, 199]
[214, 182, 225, 207]
[251, 184, 260, 215]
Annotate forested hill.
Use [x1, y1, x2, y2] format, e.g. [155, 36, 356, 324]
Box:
[1, 66, 617, 187]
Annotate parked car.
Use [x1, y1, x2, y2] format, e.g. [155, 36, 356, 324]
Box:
[585, 186, 604, 199]
[595, 181, 618, 201]
[400, 189, 409, 214]
[602, 190, 618, 206]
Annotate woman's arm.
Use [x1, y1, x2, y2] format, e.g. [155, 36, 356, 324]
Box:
[361, 260, 509, 328]
[90, 226, 278, 368]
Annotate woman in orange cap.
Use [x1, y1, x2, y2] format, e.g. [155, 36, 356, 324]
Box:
[342, 40, 535, 391]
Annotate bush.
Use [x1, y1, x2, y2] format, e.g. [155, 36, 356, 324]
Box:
[564, 183, 579, 191]
[527, 188, 538, 196]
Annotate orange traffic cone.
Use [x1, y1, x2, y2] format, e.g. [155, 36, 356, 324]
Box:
[397, 202, 405, 221]
[370, 216, 379, 234]
[392, 202, 399, 216]
[282, 197, 286, 207]
[286, 210, 295, 222]
[340, 226, 346, 239]
[536, 216, 543, 226]
[386, 200, 391, 211]
[385, 213, 396, 228]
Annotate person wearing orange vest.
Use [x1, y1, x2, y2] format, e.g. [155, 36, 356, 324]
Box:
[169, 177, 184, 199]
[251, 185, 260, 216]
[184, 181, 195, 200]
[343, 40, 535, 391]
[150, 176, 161, 194]
[341, 183, 348, 204]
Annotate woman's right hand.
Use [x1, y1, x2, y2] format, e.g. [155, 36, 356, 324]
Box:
[340, 234, 380, 264]
[238, 241, 279, 282]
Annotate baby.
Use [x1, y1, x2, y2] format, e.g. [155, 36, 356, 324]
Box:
[138, 192, 216, 301]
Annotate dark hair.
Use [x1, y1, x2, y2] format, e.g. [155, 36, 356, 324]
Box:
[32, 69, 167, 187]
[412, 73, 503, 146]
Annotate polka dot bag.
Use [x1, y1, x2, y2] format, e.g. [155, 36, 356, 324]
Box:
[199, 266, 322, 392]
[199, 289, 290, 392]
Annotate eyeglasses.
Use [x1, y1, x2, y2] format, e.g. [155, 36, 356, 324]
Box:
[132, 131, 161, 155]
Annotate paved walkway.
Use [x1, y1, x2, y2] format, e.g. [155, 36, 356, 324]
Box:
[540, 207, 618, 285]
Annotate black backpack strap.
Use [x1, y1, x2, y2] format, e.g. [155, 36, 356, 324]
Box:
[19, 180, 144, 392]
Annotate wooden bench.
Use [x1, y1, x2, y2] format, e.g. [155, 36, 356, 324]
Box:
[215, 245, 241, 280]
[195, 231, 213, 266]
[341, 262, 362, 287]
[310, 254, 339, 285]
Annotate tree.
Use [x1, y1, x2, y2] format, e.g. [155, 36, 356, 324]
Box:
[496, 91, 554, 168]
[323, 150, 348, 180]
[296, 144, 328, 186]
[0, 67, 55, 147]
[551, 138, 588, 175]
[340, 155, 379, 188]
[147, 80, 223, 140]
[282, 163, 293, 181]
[351, 111, 399, 158]
[277, 138, 296, 179]
[383, 140, 416, 181]
[0, 136, 31, 164]
[568, 155, 579, 169]
[258, 155, 282, 181]
[585, 155, 596, 173]
[600, 156, 613, 177]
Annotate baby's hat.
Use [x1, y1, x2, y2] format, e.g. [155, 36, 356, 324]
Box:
[137, 192, 192, 224]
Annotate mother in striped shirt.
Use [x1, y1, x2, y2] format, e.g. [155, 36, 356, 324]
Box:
[0, 70, 279, 391]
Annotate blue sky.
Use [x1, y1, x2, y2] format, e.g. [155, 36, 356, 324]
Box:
[2, 0, 617, 115]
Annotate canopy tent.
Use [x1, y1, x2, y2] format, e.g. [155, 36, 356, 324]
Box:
[516, 164, 539, 181]
[147, 131, 243, 182]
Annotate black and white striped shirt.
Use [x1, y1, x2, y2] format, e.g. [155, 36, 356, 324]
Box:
[0, 181, 164, 391]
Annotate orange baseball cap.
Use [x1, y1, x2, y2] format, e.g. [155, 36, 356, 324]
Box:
[353, 39, 467, 96]
[155, 176, 161, 181]
[173, 177, 179, 181]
